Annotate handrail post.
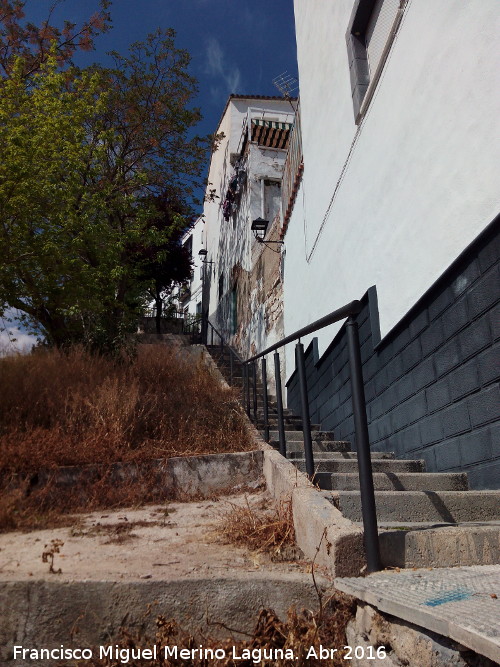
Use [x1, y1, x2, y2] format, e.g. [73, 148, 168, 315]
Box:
[274, 351, 287, 458]
[346, 316, 381, 573]
[296, 341, 315, 478]
[252, 361, 258, 423]
[261, 357, 270, 442]
[210, 325, 214, 347]
[229, 349, 234, 385]
[244, 364, 251, 417]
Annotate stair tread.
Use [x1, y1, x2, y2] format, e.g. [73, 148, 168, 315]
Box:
[205, 344, 500, 569]
[315, 471, 468, 491]
[286, 451, 395, 459]
[294, 459, 425, 472]
[332, 490, 500, 496]
[267, 431, 336, 440]
[323, 489, 500, 524]
[376, 520, 500, 530]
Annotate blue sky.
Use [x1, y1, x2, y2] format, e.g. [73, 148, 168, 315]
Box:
[0, 0, 298, 353]
[27, 0, 298, 140]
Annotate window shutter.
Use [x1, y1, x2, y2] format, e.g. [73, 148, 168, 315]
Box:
[365, 0, 400, 77]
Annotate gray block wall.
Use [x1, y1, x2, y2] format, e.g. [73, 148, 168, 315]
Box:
[287, 218, 499, 489]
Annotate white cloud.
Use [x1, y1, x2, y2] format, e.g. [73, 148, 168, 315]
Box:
[0, 326, 37, 357]
[0, 309, 38, 356]
[205, 37, 242, 100]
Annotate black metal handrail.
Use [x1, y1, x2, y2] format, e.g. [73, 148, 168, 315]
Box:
[246, 299, 362, 362]
[203, 317, 245, 363]
[195, 315, 247, 388]
[240, 299, 381, 573]
[182, 315, 203, 342]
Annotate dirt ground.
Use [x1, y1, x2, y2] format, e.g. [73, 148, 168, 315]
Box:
[0, 490, 326, 584]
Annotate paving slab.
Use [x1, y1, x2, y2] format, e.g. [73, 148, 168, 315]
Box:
[335, 564, 500, 663]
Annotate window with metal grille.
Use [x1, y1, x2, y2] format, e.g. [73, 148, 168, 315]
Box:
[346, 0, 404, 121]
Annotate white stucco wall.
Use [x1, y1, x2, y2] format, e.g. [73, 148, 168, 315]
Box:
[284, 0, 500, 370]
[203, 97, 294, 359]
[182, 217, 205, 316]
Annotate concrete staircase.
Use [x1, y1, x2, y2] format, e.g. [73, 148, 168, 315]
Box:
[205, 345, 500, 569]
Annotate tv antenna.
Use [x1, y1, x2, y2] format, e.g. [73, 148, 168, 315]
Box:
[272, 71, 298, 99]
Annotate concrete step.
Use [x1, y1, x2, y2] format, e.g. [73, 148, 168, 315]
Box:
[294, 459, 425, 474]
[286, 447, 358, 458]
[256, 420, 322, 431]
[378, 522, 500, 568]
[316, 471, 469, 491]
[326, 490, 500, 523]
[256, 409, 295, 417]
[257, 414, 304, 423]
[272, 440, 351, 454]
[258, 414, 297, 422]
[218, 366, 244, 375]
[286, 450, 396, 460]
[267, 429, 332, 441]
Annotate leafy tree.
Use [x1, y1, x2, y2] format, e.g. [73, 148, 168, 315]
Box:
[0, 53, 117, 347]
[0, 0, 111, 78]
[0, 7, 210, 351]
[133, 193, 194, 335]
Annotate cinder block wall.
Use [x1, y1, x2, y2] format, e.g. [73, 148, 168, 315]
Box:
[287, 218, 499, 489]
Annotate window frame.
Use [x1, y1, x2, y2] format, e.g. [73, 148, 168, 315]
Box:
[346, 0, 404, 123]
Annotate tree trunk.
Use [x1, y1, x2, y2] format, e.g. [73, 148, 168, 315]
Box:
[155, 281, 162, 335]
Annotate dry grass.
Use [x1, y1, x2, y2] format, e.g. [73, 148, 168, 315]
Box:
[79, 593, 357, 666]
[216, 497, 297, 560]
[0, 344, 251, 470]
[0, 344, 252, 530]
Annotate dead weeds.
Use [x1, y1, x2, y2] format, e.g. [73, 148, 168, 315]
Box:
[216, 496, 300, 561]
[79, 591, 357, 666]
[0, 345, 253, 531]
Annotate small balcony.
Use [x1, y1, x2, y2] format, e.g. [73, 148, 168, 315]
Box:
[281, 104, 303, 237]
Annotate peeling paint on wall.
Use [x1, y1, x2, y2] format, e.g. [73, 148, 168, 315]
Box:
[201, 98, 295, 394]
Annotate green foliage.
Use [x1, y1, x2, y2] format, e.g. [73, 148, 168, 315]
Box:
[0, 8, 208, 352]
[0, 53, 117, 347]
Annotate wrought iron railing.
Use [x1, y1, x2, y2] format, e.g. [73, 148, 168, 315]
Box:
[199, 302, 381, 573]
[143, 308, 184, 319]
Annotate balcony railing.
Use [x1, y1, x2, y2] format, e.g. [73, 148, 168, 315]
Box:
[281, 104, 303, 237]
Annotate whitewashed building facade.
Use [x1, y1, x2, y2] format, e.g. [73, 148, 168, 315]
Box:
[177, 217, 205, 320]
[282, 0, 500, 488]
[194, 2, 499, 489]
[200, 96, 296, 376]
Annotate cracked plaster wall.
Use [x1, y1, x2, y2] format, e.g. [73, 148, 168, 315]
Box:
[203, 99, 294, 394]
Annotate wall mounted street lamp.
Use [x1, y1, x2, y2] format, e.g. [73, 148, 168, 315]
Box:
[251, 217, 284, 253]
[198, 249, 214, 264]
